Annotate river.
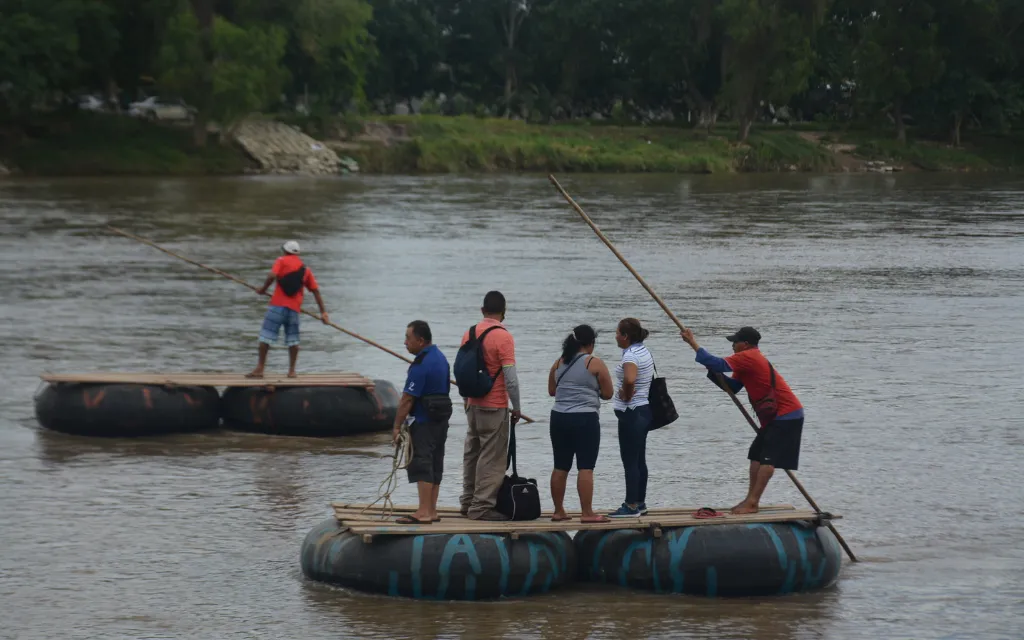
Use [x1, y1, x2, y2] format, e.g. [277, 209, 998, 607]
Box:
[0, 173, 1022, 639]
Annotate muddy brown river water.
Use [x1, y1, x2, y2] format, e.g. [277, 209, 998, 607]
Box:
[1, 173, 1022, 639]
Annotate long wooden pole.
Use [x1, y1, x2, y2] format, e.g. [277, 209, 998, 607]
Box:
[106, 226, 535, 423]
[547, 175, 857, 562]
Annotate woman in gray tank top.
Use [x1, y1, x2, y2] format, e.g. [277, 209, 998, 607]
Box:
[547, 324, 614, 523]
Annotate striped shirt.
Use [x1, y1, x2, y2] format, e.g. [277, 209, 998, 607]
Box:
[613, 343, 655, 411]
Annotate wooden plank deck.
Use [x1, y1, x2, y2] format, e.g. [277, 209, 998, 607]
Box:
[41, 372, 375, 388]
[332, 503, 840, 539]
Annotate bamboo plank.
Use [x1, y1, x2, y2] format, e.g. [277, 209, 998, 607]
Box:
[332, 503, 798, 521]
[40, 372, 375, 387]
[341, 508, 840, 537]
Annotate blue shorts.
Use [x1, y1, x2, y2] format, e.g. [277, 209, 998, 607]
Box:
[259, 306, 300, 347]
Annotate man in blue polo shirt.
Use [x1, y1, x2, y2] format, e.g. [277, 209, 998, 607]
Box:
[392, 320, 452, 524]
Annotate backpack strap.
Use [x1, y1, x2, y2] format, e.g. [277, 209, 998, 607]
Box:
[506, 418, 517, 475]
[767, 361, 776, 390]
[555, 353, 587, 389]
[475, 325, 507, 381]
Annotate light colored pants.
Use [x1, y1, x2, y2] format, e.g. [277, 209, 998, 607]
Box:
[460, 406, 510, 518]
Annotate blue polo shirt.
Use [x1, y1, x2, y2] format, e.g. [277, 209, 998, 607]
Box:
[403, 344, 451, 423]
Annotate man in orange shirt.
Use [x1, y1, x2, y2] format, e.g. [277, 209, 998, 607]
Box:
[458, 291, 522, 521]
[247, 241, 329, 379]
[681, 326, 804, 514]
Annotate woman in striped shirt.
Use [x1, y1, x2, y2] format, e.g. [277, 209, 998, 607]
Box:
[608, 317, 656, 518]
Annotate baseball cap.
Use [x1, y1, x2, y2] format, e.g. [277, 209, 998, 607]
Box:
[282, 240, 300, 255]
[726, 326, 761, 345]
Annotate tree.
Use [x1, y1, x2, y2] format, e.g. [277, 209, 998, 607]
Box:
[718, 0, 828, 141]
[365, 0, 444, 107]
[159, 8, 287, 143]
[0, 0, 117, 117]
[854, 1, 945, 143]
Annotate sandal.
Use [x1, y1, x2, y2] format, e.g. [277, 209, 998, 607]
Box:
[580, 515, 612, 523]
[395, 515, 431, 525]
[550, 514, 573, 522]
[693, 507, 725, 519]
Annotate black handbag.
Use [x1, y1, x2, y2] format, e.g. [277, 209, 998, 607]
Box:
[495, 420, 541, 521]
[648, 358, 678, 431]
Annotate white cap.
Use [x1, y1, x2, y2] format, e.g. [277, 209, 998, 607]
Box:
[282, 240, 300, 255]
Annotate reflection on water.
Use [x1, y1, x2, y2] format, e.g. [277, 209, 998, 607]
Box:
[1, 173, 1022, 639]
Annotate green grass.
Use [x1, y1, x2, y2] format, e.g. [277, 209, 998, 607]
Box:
[3, 112, 252, 176]
[837, 130, 1024, 172]
[343, 116, 833, 174]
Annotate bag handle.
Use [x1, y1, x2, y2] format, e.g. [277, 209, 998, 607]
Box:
[554, 353, 586, 389]
[506, 418, 517, 475]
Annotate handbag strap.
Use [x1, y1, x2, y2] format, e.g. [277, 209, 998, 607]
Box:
[506, 419, 517, 475]
[555, 353, 587, 389]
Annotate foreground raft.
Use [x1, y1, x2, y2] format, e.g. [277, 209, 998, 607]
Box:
[301, 518, 575, 600]
[35, 372, 396, 437]
[300, 503, 843, 600]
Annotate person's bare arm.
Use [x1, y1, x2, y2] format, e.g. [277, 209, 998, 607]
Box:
[311, 289, 329, 324]
[256, 272, 275, 295]
[618, 362, 637, 401]
[392, 393, 415, 443]
[548, 358, 560, 397]
[590, 357, 614, 400]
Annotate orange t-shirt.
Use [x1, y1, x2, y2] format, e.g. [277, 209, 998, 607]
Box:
[724, 348, 803, 417]
[460, 318, 515, 408]
[269, 255, 318, 312]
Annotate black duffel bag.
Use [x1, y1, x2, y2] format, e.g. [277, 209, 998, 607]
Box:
[495, 419, 541, 521]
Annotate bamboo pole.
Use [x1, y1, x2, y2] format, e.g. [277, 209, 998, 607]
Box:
[547, 175, 858, 562]
[106, 226, 535, 423]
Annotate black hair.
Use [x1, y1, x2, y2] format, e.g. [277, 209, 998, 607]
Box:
[618, 318, 649, 345]
[482, 290, 506, 315]
[407, 320, 432, 343]
[561, 324, 597, 364]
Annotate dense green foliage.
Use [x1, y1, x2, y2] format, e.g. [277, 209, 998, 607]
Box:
[1, 0, 1023, 146]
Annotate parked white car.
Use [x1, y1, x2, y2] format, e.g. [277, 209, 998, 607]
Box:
[77, 95, 106, 112]
[128, 97, 195, 122]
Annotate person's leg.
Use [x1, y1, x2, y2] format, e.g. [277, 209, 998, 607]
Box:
[429, 422, 448, 520]
[733, 464, 775, 514]
[616, 410, 640, 507]
[635, 406, 651, 506]
[413, 481, 434, 520]
[460, 407, 481, 515]
[284, 310, 300, 377]
[734, 429, 766, 512]
[404, 421, 436, 522]
[575, 413, 602, 520]
[549, 412, 573, 520]
[467, 408, 510, 519]
[249, 308, 281, 377]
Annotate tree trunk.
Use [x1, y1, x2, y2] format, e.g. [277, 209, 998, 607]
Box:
[738, 113, 753, 143]
[189, 0, 215, 148]
[894, 101, 906, 144]
[950, 111, 963, 147]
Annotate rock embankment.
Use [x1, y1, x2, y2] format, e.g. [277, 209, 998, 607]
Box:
[232, 119, 358, 175]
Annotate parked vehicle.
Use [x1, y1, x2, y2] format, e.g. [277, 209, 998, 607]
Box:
[128, 97, 195, 122]
[76, 95, 106, 112]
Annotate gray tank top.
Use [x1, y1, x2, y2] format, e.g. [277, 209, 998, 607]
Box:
[552, 353, 601, 413]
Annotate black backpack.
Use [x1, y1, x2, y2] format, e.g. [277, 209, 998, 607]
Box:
[276, 265, 306, 296]
[453, 325, 506, 399]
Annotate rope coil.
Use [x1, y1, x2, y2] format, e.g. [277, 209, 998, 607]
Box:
[361, 424, 413, 519]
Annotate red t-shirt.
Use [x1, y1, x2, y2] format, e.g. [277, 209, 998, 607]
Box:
[724, 348, 803, 417]
[269, 255, 318, 312]
[460, 318, 515, 408]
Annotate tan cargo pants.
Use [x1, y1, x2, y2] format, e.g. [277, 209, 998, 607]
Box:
[459, 405, 510, 518]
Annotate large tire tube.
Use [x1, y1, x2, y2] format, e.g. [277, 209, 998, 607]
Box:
[221, 379, 399, 437]
[301, 518, 576, 600]
[574, 521, 842, 597]
[34, 383, 220, 437]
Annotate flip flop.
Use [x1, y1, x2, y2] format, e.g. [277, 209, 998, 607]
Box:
[395, 515, 431, 525]
[433, 517, 442, 522]
[550, 515, 573, 522]
[693, 507, 725, 519]
[580, 515, 612, 523]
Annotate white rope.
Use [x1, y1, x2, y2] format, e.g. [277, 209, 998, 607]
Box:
[361, 424, 413, 519]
